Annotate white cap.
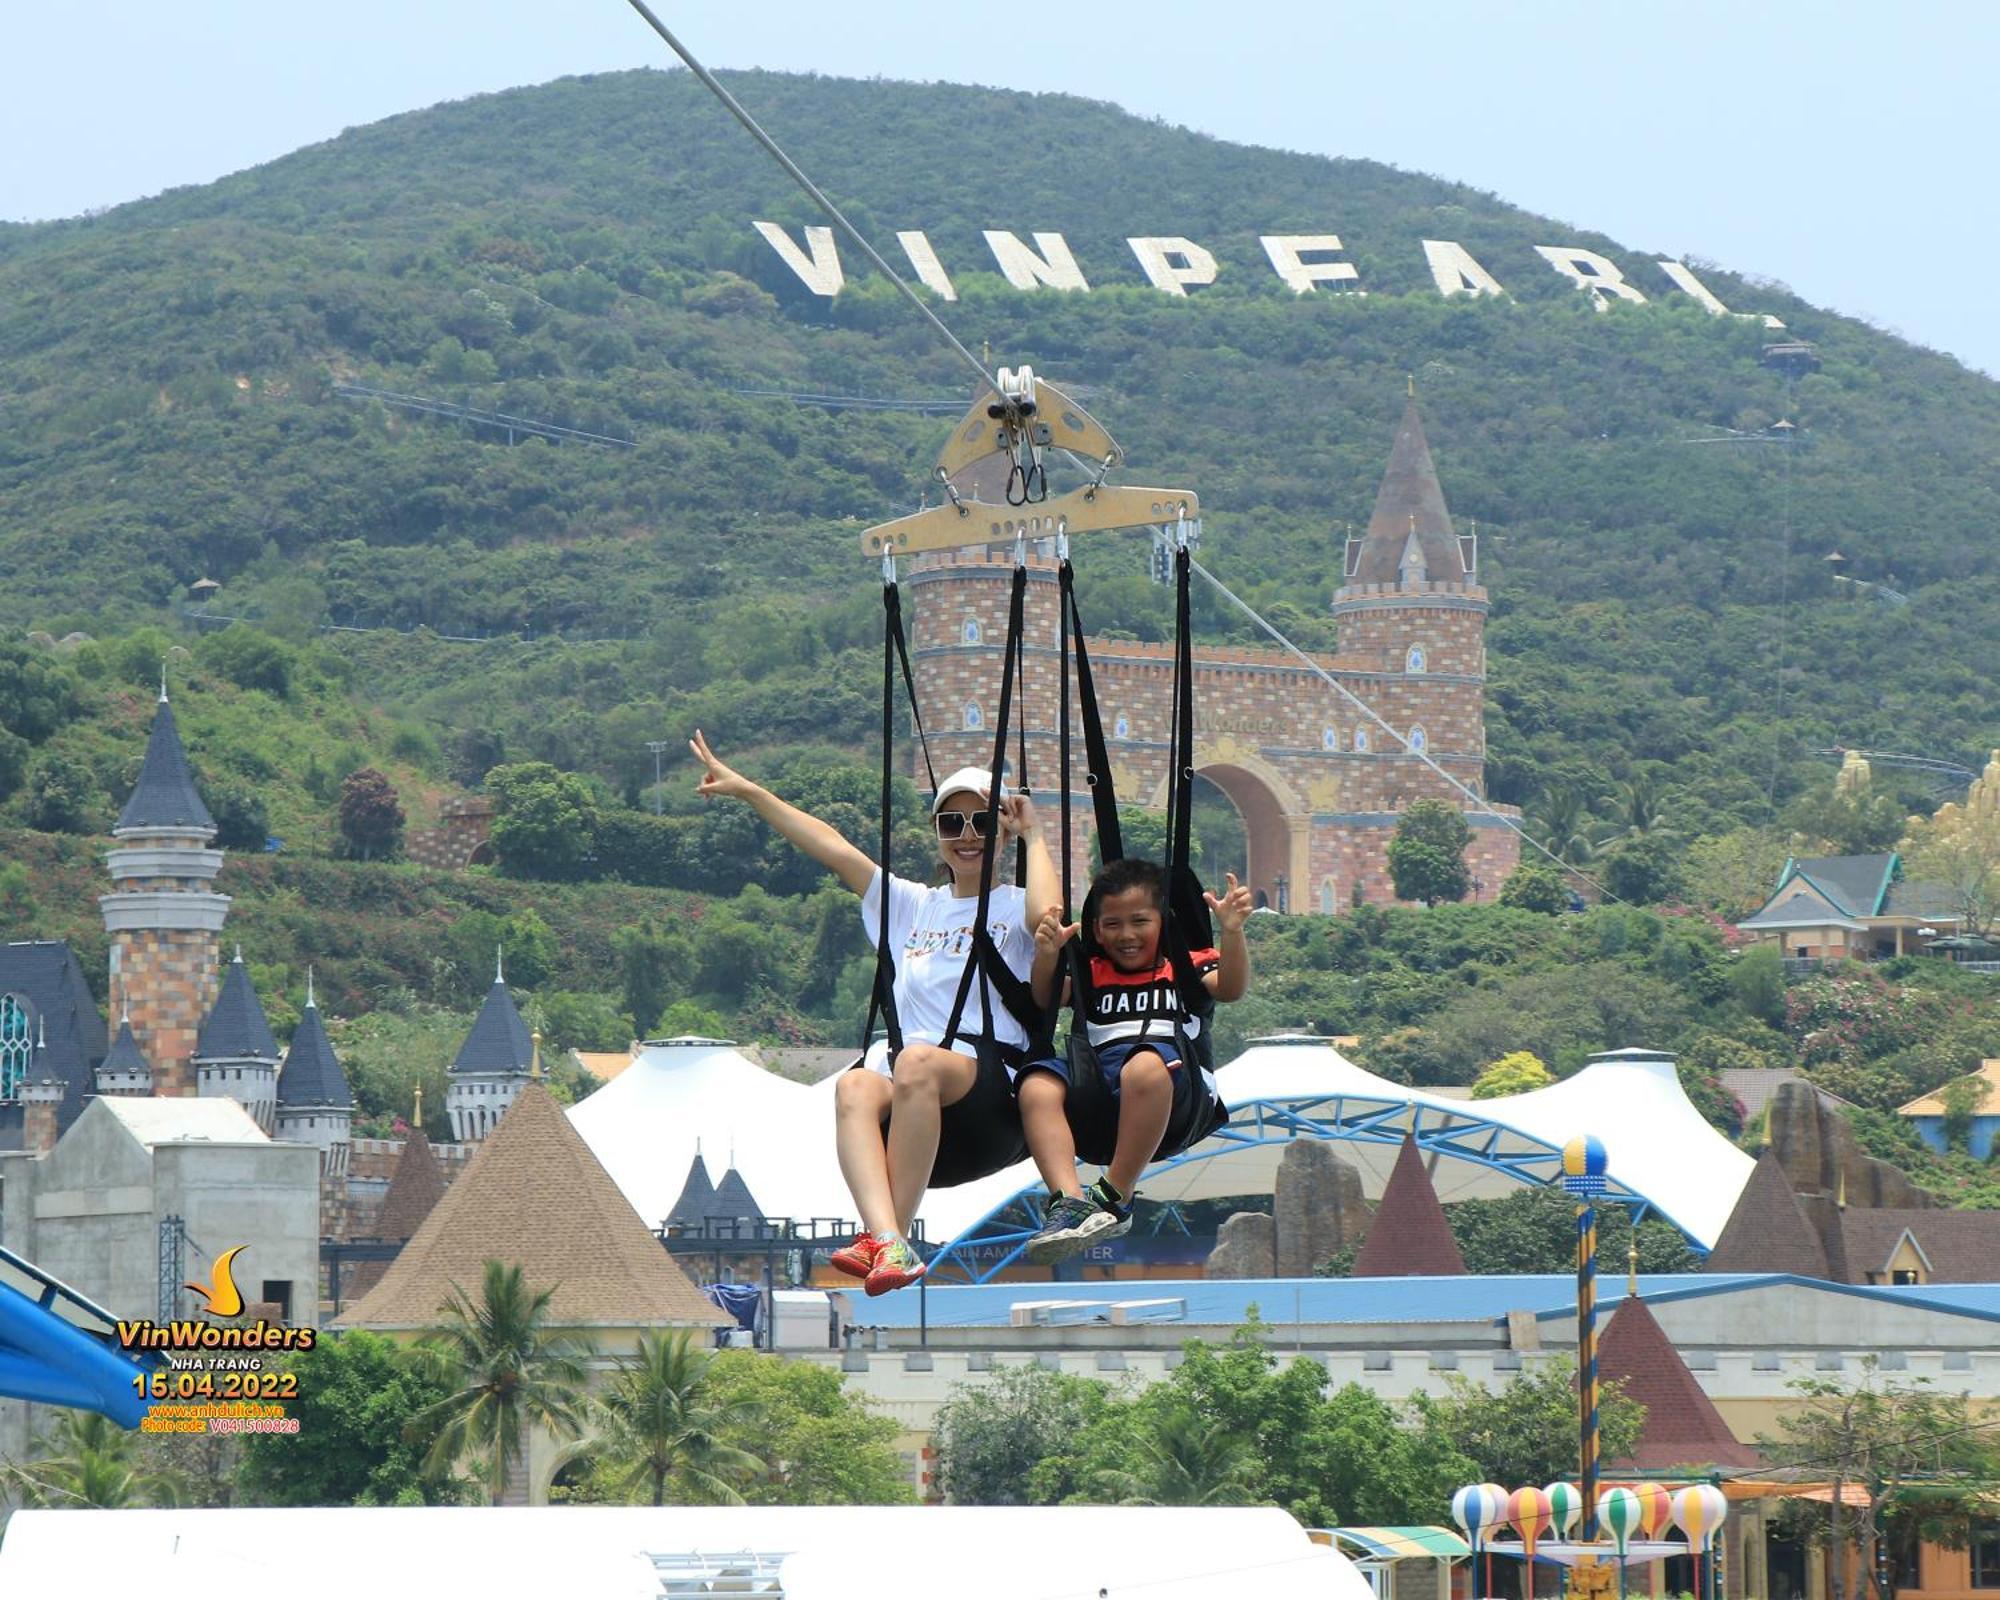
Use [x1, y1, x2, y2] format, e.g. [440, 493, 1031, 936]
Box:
[931, 766, 1008, 815]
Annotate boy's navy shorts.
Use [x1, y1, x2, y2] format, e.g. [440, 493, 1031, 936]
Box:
[1021, 1038, 1221, 1165]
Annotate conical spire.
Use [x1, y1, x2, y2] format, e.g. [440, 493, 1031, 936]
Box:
[195, 947, 280, 1062]
[711, 1165, 765, 1223]
[450, 972, 535, 1076]
[1704, 1148, 1830, 1279]
[98, 1016, 151, 1086]
[666, 1151, 717, 1228]
[374, 1126, 446, 1242]
[114, 694, 214, 835]
[276, 984, 353, 1109]
[1351, 1133, 1467, 1276]
[1344, 398, 1468, 588]
[1597, 1295, 1761, 1470]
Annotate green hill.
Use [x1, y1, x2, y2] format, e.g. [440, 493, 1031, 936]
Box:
[0, 68, 1995, 825]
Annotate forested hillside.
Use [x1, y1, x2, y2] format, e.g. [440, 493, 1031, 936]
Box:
[2, 71, 1997, 1204]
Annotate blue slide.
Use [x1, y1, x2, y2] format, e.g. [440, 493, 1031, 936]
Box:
[0, 1244, 158, 1427]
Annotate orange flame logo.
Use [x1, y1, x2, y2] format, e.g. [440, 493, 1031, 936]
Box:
[185, 1245, 247, 1317]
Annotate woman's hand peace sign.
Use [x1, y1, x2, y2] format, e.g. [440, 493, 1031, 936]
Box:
[689, 729, 756, 802]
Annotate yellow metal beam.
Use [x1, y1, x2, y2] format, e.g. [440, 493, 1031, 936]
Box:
[862, 484, 1199, 556]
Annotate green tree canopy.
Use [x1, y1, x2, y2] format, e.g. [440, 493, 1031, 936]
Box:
[1389, 801, 1472, 906]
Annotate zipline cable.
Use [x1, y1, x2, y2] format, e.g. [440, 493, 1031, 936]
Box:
[619, 1, 993, 389]
[624, 8, 1625, 909]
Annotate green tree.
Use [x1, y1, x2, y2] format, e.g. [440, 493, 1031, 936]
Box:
[932, 1363, 1112, 1506]
[0, 727, 27, 803]
[205, 779, 270, 850]
[532, 990, 635, 1054]
[1530, 783, 1599, 868]
[1417, 1361, 1645, 1490]
[1682, 828, 1791, 921]
[614, 918, 683, 1037]
[196, 626, 295, 697]
[700, 1350, 914, 1505]
[408, 1260, 594, 1502]
[24, 749, 101, 833]
[2, 1409, 182, 1509]
[1498, 860, 1570, 914]
[1729, 942, 1789, 1026]
[1786, 780, 1906, 857]
[1758, 1363, 2000, 1600]
[1472, 1050, 1553, 1098]
[1388, 800, 1472, 906]
[1937, 1073, 1993, 1155]
[587, 1330, 764, 1506]
[0, 641, 82, 741]
[1901, 803, 2000, 942]
[239, 1329, 466, 1505]
[1440, 1185, 1699, 1276]
[488, 761, 599, 878]
[1090, 1403, 1262, 1507]
[1600, 832, 1685, 905]
[337, 767, 405, 861]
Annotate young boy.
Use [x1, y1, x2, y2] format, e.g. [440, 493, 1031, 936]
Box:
[1018, 858, 1253, 1263]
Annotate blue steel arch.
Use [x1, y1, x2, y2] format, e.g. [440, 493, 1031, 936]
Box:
[923, 1090, 1697, 1285]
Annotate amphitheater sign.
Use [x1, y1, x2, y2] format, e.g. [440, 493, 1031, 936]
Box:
[750, 223, 1785, 326]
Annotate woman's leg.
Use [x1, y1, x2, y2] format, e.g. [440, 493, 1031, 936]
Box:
[833, 1069, 899, 1237]
[886, 1043, 978, 1235]
[1017, 1069, 1084, 1198]
[1106, 1050, 1174, 1197]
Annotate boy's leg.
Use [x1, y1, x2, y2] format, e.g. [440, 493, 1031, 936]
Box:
[1017, 1067, 1085, 1199]
[1105, 1049, 1175, 1199]
[885, 1043, 979, 1236]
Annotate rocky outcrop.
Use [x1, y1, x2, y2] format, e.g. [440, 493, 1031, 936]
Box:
[1206, 1211, 1278, 1278]
[1273, 1139, 1371, 1276]
[1769, 1081, 1929, 1210]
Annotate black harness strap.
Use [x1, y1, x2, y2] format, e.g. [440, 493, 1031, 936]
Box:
[863, 577, 917, 1059]
[1064, 560, 1123, 860]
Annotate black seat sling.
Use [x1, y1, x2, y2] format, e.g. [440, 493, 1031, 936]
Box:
[861, 555, 1046, 1188]
[1053, 537, 1229, 1167]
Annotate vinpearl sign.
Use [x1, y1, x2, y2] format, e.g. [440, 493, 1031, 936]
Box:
[750, 223, 1784, 326]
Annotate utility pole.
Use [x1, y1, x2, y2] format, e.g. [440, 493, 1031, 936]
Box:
[645, 741, 672, 815]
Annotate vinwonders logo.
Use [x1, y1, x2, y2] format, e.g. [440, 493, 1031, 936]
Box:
[115, 1243, 316, 1353]
[120, 1245, 308, 1434]
[750, 221, 1786, 327]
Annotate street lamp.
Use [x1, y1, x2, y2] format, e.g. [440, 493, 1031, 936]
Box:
[644, 740, 673, 815]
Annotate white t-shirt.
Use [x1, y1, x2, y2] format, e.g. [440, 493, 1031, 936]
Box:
[860, 871, 1036, 1070]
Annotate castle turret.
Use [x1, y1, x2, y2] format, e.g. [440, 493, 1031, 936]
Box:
[446, 952, 536, 1143]
[195, 947, 282, 1132]
[98, 679, 229, 1096]
[95, 1003, 152, 1097]
[274, 973, 353, 1179]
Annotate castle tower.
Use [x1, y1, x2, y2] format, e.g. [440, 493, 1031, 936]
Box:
[98, 680, 229, 1097]
[274, 974, 353, 1180]
[94, 999, 153, 1097]
[194, 946, 282, 1133]
[446, 953, 536, 1144]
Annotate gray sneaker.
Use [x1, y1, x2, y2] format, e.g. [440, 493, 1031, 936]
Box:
[1025, 1192, 1132, 1264]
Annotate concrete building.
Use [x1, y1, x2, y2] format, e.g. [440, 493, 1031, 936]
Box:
[0, 1095, 319, 1461]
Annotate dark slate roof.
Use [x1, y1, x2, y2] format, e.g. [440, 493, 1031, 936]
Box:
[1597, 1296, 1761, 1471]
[1839, 1210, 2000, 1284]
[115, 696, 214, 834]
[195, 951, 279, 1062]
[1881, 878, 1961, 920]
[1703, 1149, 1830, 1278]
[1345, 399, 1469, 587]
[1778, 854, 1897, 918]
[0, 940, 108, 1131]
[711, 1167, 766, 1221]
[98, 1019, 151, 1084]
[276, 1001, 352, 1109]
[450, 980, 535, 1077]
[665, 1154, 717, 1228]
[1351, 1133, 1467, 1277]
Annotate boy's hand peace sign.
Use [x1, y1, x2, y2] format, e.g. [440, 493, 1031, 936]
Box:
[1205, 871, 1255, 933]
[690, 729, 756, 802]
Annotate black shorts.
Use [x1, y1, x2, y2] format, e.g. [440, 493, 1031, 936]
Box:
[1021, 1037, 1226, 1168]
[860, 1041, 1027, 1189]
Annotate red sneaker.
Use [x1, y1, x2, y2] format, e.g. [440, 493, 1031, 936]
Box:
[829, 1233, 879, 1280]
[864, 1235, 927, 1296]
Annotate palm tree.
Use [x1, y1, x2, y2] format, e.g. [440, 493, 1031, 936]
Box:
[1594, 771, 1676, 847]
[1, 1410, 181, 1509]
[1530, 782, 1598, 867]
[408, 1259, 594, 1504]
[1092, 1404, 1262, 1507]
[591, 1329, 765, 1505]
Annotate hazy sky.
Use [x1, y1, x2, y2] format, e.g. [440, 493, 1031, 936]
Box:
[6, 2, 1994, 375]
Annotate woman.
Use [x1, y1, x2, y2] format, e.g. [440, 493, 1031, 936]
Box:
[689, 731, 1057, 1294]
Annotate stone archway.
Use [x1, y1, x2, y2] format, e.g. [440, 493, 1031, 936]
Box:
[1147, 752, 1310, 912]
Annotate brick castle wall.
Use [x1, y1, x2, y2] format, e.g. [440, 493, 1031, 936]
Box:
[110, 927, 221, 1097]
[904, 550, 1518, 908]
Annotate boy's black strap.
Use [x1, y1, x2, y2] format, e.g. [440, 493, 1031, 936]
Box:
[1064, 561, 1123, 863]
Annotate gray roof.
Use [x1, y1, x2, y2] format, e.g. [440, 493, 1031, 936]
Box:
[98, 1019, 151, 1085]
[0, 940, 108, 1130]
[1717, 1067, 1850, 1122]
[1782, 855, 1897, 918]
[710, 1167, 766, 1221]
[195, 952, 279, 1063]
[276, 1002, 352, 1109]
[665, 1154, 717, 1228]
[115, 696, 214, 834]
[1345, 399, 1469, 587]
[450, 980, 534, 1077]
[1881, 878, 1961, 920]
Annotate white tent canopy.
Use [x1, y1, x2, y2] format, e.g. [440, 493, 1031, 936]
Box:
[568, 1038, 1753, 1252]
[0, 1505, 1371, 1600]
